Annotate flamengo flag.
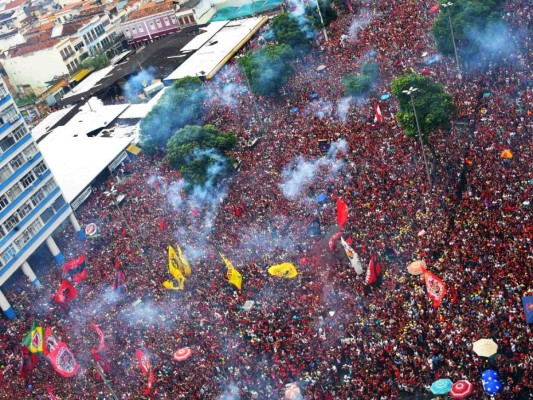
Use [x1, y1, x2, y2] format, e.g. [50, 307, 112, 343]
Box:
[136, 349, 151, 375]
[22, 319, 43, 355]
[113, 269, 126, 290]
[340, 237, 363, 275]
[90, 321, 105, 352]
[365, 254, 377, 285]
[423, 270, 446, 307]
[20, 347, 39, 378]
[63, 256, 87, 283]
[49, 341, 79, 378]
[220, 253, 242, 290]
[374, 104, 383, 123]
[336, 198, 349, 227]
[54, 280, 77, 303]
[43, 327, 60, 356]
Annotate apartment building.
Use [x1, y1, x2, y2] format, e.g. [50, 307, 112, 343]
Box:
[0, 77, 84, 320]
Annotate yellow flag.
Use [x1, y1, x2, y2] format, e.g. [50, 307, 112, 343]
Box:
[177, 245, 191, 276]
[268, 263, 298, 278]
[163, 280, 183, 290]
[168, 245, 186, 289]
[220, 253, 242, 290]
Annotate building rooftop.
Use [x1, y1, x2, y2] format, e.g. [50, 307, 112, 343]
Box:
[126, 0, 174, 22]
[7, 37, 60, 57]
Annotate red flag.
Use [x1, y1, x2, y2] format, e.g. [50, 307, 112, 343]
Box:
[429, 3, 439, 14]
[49, 341, 79, 378]
[63, 256, 87, 283]
[374, 253, 382, 276]
[328, 231, 343, 251]
[136, 349, 151, 375]
[54, 280, 77, 303]
[20, 347, 39, 378]
[423, 270, 446, 307]
[191, 208, 199, 218]
[158, 216, 167, 230]
[144, 369, 155, 395]
[112, 269, 126, 290]
[346, 0, 353, 13]
[336, 198, 349, 227]
[90, 322, 105, 352]
[43, 327, 60, 356]
[91, 351, 111, 376]
[365, 254, 377, 285]
[374, 104, 383, 123]
[46, 386, 58, 400]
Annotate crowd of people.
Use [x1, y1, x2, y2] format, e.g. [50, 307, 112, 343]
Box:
[1, 0, 531, 399]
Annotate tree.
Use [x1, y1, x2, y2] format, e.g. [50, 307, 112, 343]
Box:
[81, 53, 110, 70]
[360, 62, 379, 78]
[391, 74, 456, 143]
[331, 0, 351, 12]
[139, 77, 206, 155]
[305, 0, 338, 29]
[238, 44, 295, 96]
[166, 125, 237, 186]
[343, 74, 372, 97]
[432, 0, 504, 59]
[266, 13, 314, 53]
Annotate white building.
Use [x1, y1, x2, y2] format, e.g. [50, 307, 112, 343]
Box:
[0, 76, 84, 320]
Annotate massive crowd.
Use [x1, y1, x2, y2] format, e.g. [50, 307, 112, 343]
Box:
[1, 0, 532, 399]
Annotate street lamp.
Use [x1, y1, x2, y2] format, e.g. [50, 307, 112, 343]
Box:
[402, 86, 432, 188]
[441, 2, 461, 80]
[315, 0, 329, 42]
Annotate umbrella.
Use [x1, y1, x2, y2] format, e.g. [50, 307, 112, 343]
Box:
[290, 107, 299, 114]
[285, 383, 301, 399]
[316, 65, 327, 71]
[369, 50, 377, 57]
[310, 93, 319, 99]
[451, 380, 474, 399]
[380, 94, 390, 100]
[500, 149, 513, 159]
[173, 347, 192, 362]
[482, 370, 501, 395]
[430, 379, 453, 395]
[473, 338, 498, 357]
[407, 260, 426, 275]
[316, 193, 328, 202]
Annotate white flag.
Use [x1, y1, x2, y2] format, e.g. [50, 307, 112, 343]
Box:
[340, 237, 363, 275]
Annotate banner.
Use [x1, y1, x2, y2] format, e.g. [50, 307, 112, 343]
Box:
[168, 246, 186, 289]
[90, 321, 105, 352]
[63, 256, 87, 283]
[49, 341, 79, 378]
[365, 254, 377, 285]
[176, 245, 191, 276]
[43, 327, 60, 356]
[423, 270, 446, 308]
[340, 237, 363, 275]
[22, 320, 43, 355]
[268, 263, 298, 278]
[220, 253, 242, 290]
[336, 198, 349, 227]
[54, 280, 77, 303]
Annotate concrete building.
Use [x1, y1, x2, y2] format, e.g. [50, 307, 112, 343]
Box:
[0, 76, 83, 320]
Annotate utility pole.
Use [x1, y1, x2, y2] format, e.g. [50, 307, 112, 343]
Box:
[441, 2, 461, 80]
[315, 0, 329, 42]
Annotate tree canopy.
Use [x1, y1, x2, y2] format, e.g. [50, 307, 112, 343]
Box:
[391, 74, 456, 143]
[139, 77, 206, 155]
[266, 12, 314, 52]
[238, 44, 295, 96]
[432, 0, 505, 59]
[166, 125, 237, 186]
[81, 53, 110, 70]
[343, 62, 380, 97]
[305, 0, 338, 30]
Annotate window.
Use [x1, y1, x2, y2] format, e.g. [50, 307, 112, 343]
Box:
[138, 24, 144, 33]
[10, 153, 24, 170]
[156, 19, 162, 29]
[6, 184, 21, 202]
[0, 165, 12, 183]
[0, 226, 5, 240]
[17, 201, 32, 219]
[52, 196, 66, 211]
[0, 135, 15, 153]
[22, 144, 37, 160]
[1, 105, 18, 122]
[163, 17, 170, 27]
[20, 172, 35, 188]
[43, 179, 57, 194]
[33, 161, 47, 177]
[12, 126, 27, 141]
[171, 16, 177, 23]
[30, 188, 46, 207]
[0, 194, 9, 211]
[40, 206, 54, 223]
[4, 214, 19, 231]
[14, 219, 41, 250]
[188, 15, 194, 24]
[1, 244, 17, 264]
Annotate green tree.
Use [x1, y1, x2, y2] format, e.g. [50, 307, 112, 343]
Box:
[343, 74, 372, 97]
[391, 74, 456, 143]
[139, 77, 206, 155]
[432, 0, 504, 58]
[238, 44, 295, 96]
[331, 0, 350, 12]
[360, 62, 379, 78]
[266, 13, 314, 52]
[305, 0, 338, 29]
[81, 53, 110, 70]
[166, 125, 237, 186]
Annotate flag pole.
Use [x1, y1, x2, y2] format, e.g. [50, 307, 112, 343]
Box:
[92, 358, 119, 400]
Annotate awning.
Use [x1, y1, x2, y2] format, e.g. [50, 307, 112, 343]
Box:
[126, 144, 142, 155]
[41, 79, 68, 98]
[71, 68, 90, 82]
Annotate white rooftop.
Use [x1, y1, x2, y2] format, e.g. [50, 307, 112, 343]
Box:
[118, 87, 168, 119]
[180, 21, 227, 52]
[164, 17, 267, 81]
[62, 65, 115, 100]
[62, 98, 129, 136]
[31, 105, 74, 141]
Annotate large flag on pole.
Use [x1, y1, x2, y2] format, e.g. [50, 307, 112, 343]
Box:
[22, 320, 43, 355]
[62, 256, 87, 283]
[49, 341, 79, 378]
[136, 349, 154, 395]
[54, 280, 77, 303]
[423, 270, 446, 307]
[374, 104, 383, 123]
[90, 321, 105, 352]
[268, 263, 298, 278]
[176, 245, 191, 276]
[167, 246, 186, 290]
[220, 253, 242, 290]
[20, 347, 39, 378]
[336, 198, 349, 227]
[43, 327, 60, 357]
[340, 237, 363, 275]
[364, 254, 377, 285]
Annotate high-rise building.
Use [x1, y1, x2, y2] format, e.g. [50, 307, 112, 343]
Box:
[0, 77, 84, 320]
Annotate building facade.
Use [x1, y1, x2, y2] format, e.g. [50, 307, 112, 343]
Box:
[0, 77, 84, 320]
